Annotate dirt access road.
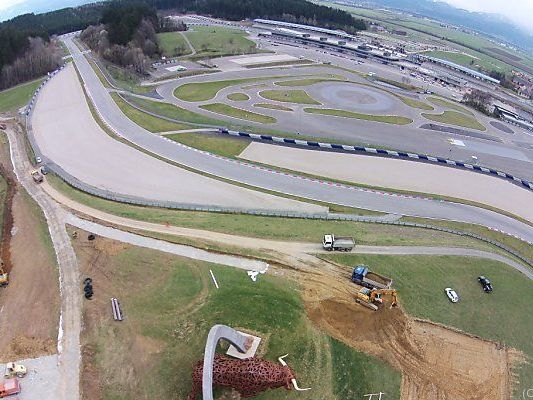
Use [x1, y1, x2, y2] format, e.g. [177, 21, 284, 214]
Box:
[0, 129, 59, 362]
[40, 180, 523, 399]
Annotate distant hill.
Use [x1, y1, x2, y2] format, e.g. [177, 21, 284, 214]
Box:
[346, 0, 533, 51]
[0, 0, 96, 22]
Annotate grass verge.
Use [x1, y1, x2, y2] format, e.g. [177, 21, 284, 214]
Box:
[254, 103, 294, 112]
[79, 242, 401, 399]
[0, 78, 43, 113]
[167, 132, 250, 158]
[427, 96, 474, 116]
[259, 89, 321, 105]
[422, 110, 486, 131]
[325, 253, 533, 390]
[157, 32, 191, 57]
[199, 103, 277, 124]
[48, 174, 503, 252]
[397, 95, 434, 110]
[124, 95, 222, 126]
[304, 107, 413, 125]
[111, 93, 194, 132]
[227, 92, 250, 101]
[184, 25, 258, 59]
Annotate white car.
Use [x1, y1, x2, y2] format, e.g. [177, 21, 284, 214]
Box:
[35, 156, 42, 164]
[445, 288, 459, 303]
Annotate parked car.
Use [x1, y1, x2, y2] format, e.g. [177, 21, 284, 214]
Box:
[35, 156, 42, 164]
[445, 288, 459, 303]
[478, 276, 493, 292]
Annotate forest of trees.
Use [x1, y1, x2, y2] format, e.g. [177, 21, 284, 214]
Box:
[0, 0, 365, 89]
[81, 2, 160, 74]
[147, 0, 366, 33]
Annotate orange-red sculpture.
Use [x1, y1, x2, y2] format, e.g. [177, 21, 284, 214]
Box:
[188, 354, 309, 399]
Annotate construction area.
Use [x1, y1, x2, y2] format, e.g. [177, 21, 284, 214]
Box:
[68, 226, 525, 400]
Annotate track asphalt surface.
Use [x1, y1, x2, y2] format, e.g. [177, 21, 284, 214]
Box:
[59, 36, 533, 242]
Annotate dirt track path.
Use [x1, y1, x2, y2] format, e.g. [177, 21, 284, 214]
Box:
[6, 127, 81, 400]
[41, 181, 533, 280]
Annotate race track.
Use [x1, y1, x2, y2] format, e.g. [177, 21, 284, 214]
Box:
[32, 63, 323, 212]
[54, 36, 533, 242]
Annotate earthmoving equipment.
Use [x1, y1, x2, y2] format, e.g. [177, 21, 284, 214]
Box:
[355, 288, 398, 311]
[0, 378, 21, 398]
[322, 234, 355, 251]
[30, 169, 43, 183]
[4, 363, 26, 379]
[0, 264, 8, 287]
[351, 265, 393, 289]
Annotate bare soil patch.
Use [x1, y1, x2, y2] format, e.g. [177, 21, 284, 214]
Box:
[301, 259, 521, 400]
[0, 129, 59, 361]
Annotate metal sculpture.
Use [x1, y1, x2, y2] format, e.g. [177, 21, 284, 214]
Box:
[188, 354, 310, 399]
[190, 324, 310, 400]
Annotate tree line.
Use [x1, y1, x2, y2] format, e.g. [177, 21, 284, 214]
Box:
[146, 0, 366, 33]
[0, 0, 365, 90]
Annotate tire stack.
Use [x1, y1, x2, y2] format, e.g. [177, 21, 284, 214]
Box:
[84, 277, 93, 299]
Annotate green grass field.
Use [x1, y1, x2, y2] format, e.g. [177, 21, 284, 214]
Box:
[422, 110, 485, 130]
[80, 244, 401, 399]
[200, 103, 277, 124]
[124, 95, 223, 126]
[427, 96, 474, 116]
[325, 254, 533, 390]
[254, 103, 294, 112]
[157, 32, 191, 57]
[425, 51, 478, 67]
[111, 93, 194, 132]
[184, 25, 258, 59]
[0, 78, 43, 113]
[259, 89, 321, 105]
[167, 132, 250, 158]
[304, 107, 413, 125]
[227, 92, 250, 101]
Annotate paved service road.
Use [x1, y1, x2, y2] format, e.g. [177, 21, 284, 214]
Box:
[59, 36, 533, 242]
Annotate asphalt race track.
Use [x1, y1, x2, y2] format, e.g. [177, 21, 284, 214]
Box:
[52, 36, 533, 242]
[32, 63, 323, 212]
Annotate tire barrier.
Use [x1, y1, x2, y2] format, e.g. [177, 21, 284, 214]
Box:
[218, 128, 533, 192]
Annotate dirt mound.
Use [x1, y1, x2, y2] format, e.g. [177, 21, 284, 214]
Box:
[1, 335, 56, 362]
[301, 260, 519, 400]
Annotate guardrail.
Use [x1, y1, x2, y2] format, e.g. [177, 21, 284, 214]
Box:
[219, 128, 533, 191]
[20, 60, 532, 270]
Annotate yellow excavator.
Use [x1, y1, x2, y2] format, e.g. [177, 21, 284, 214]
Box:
[355, 288, 398, 311]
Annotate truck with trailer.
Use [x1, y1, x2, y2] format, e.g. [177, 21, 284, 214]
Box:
[322, 234, 355, 251]
[351, 265, 393, 289]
